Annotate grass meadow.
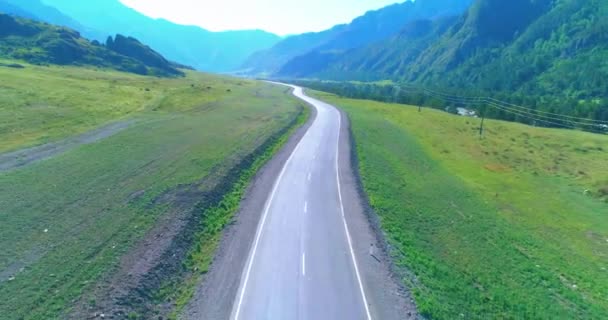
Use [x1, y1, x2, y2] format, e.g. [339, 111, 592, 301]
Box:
[311, 90, 608, 319]
[0, 61, 304, 319]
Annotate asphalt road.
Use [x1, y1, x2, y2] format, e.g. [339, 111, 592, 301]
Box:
[230, 86, 372, 320]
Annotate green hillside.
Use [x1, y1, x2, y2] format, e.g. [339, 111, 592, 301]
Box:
[312, 90, 608, 319]
[0, 13, 184, 76]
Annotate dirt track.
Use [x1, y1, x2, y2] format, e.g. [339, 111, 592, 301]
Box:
[0, 120, 135, 172]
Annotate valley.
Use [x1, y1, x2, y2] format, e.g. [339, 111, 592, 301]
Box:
[1, 0, 607, 318]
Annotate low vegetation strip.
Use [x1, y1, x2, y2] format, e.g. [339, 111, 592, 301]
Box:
[0, 63, 302, 319]
[310, 90, 608, 319]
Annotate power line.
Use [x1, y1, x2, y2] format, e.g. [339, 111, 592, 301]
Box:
[485, 101, 600, 128]
[486, 97, 607, 123]
[296, 80, 608, 131]
[485, 101, 577, 129]
[390, 84, 608, 128]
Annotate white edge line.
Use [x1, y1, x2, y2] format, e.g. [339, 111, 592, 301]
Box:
[335, 107, 374, 320]
[232, 85, 311, 320]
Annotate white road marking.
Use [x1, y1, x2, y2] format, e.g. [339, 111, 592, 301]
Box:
[335, 110, 373, 320]
[233, 85, 372, 320]
[302, 252, 306, 276]
[307, 172, 311, 182]
[304, 201, 308, 214]
[232, 108, 310, 320]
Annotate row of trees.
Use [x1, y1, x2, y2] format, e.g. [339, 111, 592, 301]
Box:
[291, 79, 608, 133]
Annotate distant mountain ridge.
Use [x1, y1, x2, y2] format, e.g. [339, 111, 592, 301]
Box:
[36, 0, 280, 72]
[292, 0, 608, 100]
[242, 0, 473, 76]
[0, 0, 105, 40]
[0, 13, 184, 76]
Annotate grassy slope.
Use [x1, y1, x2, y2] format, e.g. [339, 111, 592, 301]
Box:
[311, 91, 608, 319]
[0, 61, 303, 319]
[0, 59, 232, 153]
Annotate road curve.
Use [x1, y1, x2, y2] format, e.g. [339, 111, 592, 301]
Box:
[230, 85, 372, 320]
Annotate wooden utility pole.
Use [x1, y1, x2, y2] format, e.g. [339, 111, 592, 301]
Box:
[479, 114, 485, 139]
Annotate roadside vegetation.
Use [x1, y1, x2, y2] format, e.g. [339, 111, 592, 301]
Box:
[0, 60, 304, 319]
[311, 90, 608, 319]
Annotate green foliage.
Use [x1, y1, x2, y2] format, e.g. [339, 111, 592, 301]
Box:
[0, 13, 183, 76]
[106, 34, 185, 76]
[312, 90, 608, 319]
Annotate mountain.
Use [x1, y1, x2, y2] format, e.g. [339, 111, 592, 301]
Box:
[285, 0, 608, 100]
[242, 0, 473, 76]
[240, 25, 345, 76]
[0, 0, 105, 40]
[0, 13, 184, 76]
[39, 0, 280, 72]
[0, 1, 36, 18]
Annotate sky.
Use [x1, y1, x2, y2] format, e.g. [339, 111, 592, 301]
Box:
[119, 0, 403, 35]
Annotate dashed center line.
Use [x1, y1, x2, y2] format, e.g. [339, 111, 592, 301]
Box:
[302, 252, 306, 276]
[307, 172, 311, 182]
[304, 201, 308, 214]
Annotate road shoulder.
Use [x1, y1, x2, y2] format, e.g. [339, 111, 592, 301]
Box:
[337, 108, 418, 320]
[182, 95, 317, 320]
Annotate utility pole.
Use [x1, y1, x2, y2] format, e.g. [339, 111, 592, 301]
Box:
[418, 105, 421, 112]
[479, 114, 485, 139]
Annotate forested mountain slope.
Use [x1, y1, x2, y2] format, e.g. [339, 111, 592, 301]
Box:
[243, 0, 472, 75]
[296, 0, 608, 101]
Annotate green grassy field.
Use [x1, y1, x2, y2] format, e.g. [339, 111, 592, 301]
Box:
[311, 91, 608, 319]
[0, 61, 303, 319]
[0, 59, 263, 153]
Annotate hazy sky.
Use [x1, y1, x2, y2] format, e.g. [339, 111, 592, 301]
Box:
[119, 0, 403, 35]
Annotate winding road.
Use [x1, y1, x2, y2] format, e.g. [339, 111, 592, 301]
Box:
[230, 86, 372, 320]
